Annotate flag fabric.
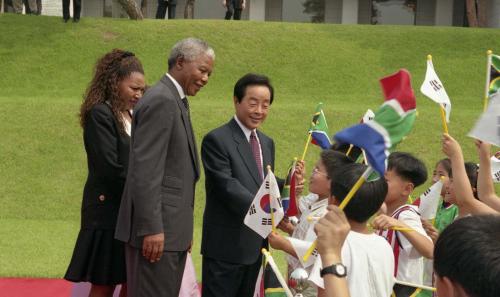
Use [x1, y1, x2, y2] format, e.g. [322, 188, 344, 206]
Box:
[244, 170, 284, 238]
[263, 261, 287, 297]
[418, 180, 444, 220]
[334, 69, 417, 176]
[420, 58, 452, 122]
[309, 103, 332, 149]
[488, 54, 500, 97]
[491, 155, 500, 183]
[281, 160, 298, 217]
[253, 266, 265, 297]
[362, 109, 375, 123]
[468, 93, 500, 147]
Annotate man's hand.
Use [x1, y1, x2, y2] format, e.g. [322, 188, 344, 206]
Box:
[142, 233, 164, 263]
[442, 133, 462, 160]
[314, 205, 350, 260]
[241, 0, 246, 9]
[222, 0, 227, 7]
[372, 214, 406, 230]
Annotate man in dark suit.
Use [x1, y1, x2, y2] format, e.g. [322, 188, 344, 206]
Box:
[156, 0, 177, 19]
[115, 38, 214, 297]
[223, 0, 245, 20]
[201, 73, 280, 297]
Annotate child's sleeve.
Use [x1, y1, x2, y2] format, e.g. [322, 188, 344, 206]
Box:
[398, 209, 432, 251]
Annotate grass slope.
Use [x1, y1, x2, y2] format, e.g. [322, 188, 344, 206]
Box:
[1, 13, 499, 278]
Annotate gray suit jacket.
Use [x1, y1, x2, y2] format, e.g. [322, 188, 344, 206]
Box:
[115, 75, 199, 251]
[201, 118, 282, 264]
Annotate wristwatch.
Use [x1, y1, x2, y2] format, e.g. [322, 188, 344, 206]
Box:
[320, 263, 347, 278]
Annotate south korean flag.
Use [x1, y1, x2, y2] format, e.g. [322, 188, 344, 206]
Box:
[244, 169, 284, 238]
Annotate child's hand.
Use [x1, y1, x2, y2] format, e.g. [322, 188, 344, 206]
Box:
[294, 160, 305, 196]
[314, 205, 350, 259]
[474, 139, 491, 160]
[277, 217, 295, 235]
[442, 133, 462, 159]
[421, 219, 439, 243]
[372, 214, 406, 230]
[268, 231, 286, 250]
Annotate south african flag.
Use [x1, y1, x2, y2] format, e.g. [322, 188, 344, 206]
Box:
[489, 54, 500, 97]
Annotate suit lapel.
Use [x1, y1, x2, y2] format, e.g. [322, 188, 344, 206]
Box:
[258, 130, 272, 177]
[161, 76, 200, 178]
[230, 119, 262, 186]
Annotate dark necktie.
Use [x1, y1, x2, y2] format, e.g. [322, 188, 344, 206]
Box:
[250, 131, 263, 180]
[182, 97, 190, 113]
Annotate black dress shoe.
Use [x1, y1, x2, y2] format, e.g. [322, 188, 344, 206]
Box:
[73, 18, 80, 23]
[63, 18, 69, 23]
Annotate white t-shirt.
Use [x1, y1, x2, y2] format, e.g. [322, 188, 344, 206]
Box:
[378, 205, 432, 284]
[310, 231, 395, 297]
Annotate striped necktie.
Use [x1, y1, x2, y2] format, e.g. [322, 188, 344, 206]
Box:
[250, 131, 263, 180]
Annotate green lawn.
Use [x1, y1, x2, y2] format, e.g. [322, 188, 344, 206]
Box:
[0, 13, 498, 279]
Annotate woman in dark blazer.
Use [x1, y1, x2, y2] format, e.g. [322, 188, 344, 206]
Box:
[64, 49, 146, 297]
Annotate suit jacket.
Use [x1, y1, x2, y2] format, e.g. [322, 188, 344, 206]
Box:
[201, 118, 281, 265]
[115, 75, 199, 251]
[81, 103, 129, 229]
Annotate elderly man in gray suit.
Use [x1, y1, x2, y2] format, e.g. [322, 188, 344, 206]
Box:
[115, 38, 214, 297]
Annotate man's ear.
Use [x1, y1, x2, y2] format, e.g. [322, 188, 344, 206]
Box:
[175, 56, 185, 70]
[233, 96, 239, 105]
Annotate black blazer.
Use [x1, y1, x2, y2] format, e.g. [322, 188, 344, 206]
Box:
[201, 118, 282, 265]
[81, 103, 129, 230]
[115, 75, 199, 251]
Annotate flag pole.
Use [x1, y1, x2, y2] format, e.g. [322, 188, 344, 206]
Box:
[484, 50, 493, 112]
[395, 280, 436, 292]
[302, 167, 374, 262]
[439, 104, 448, 134]
[267, 165, 276, 233]
[345, 144, 354, 156]
[301, 133, 312, 161]
[261, 248, 294, 297]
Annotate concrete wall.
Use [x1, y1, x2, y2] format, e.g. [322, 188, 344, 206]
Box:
[415, 0, 436, 26]
[324, 0, 342, 24]
[435, 0, 453, 26]
[341, 0, 358, 24]
[487, 0, 500, 28]
[357, 0, 371, 24]
[266, 0, 282, 21]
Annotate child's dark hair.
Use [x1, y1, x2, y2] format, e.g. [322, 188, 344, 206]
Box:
[320, 150, 353, 179]
[330, 142, 362, 162]
[436, 158, 452, 177]
[434, 215, 500, 297]
[388, 152, 428, 187]
[331, 163, 388, 223]
[464, 162, 479, 199]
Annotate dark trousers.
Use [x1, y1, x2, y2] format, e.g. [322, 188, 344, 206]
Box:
[224, 0, 242, 20]
[62, 0, 81, 20]
[125, 244, 187, 297]
[202, 255, 262, 297]
[156, 0, 176, 19]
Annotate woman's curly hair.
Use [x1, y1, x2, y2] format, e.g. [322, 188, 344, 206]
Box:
[79, 49, 144, 134]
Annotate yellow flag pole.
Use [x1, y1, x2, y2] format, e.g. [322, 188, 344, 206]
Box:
[262, 249, 294, 297]
[439, 104, 448, 134]
[301, 133, 312, 161]
[345, 144, 354, 156]
[484, 50, 493, 112]
[302, 167, 374, 262]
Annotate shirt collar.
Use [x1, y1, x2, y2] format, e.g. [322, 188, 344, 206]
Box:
[165, 73, 186, 99]
[234, 115, 257, 142]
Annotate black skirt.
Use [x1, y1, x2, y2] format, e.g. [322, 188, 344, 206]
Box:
[64, 229, 126, 285]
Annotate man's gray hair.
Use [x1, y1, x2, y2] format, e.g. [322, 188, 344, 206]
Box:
[168, 38, 215, 70]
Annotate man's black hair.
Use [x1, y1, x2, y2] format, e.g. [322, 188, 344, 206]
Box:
[233, 73, 274, 104]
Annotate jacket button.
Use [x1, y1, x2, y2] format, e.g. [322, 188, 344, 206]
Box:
[99, 195, 105, 202]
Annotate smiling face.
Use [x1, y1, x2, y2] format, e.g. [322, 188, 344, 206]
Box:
[444, 177, 456, 204]
[234, 85, 271, 131]
[172, 54, 214, 96]
[118, 71, 146, 110]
